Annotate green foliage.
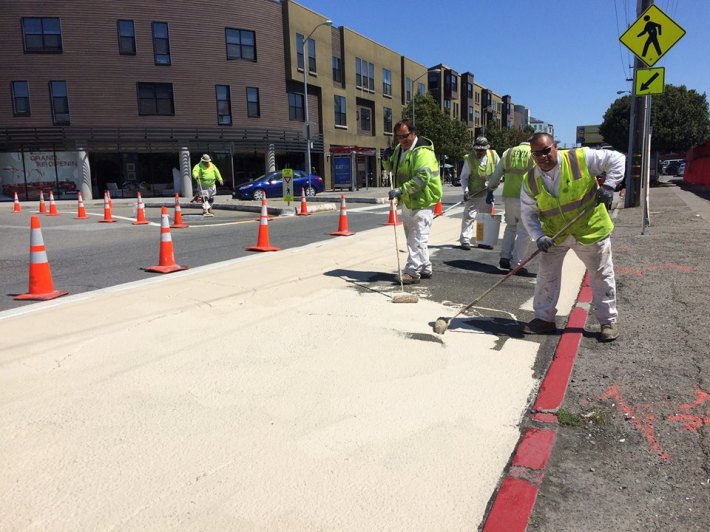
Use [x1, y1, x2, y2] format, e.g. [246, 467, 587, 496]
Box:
[600, 85, 710, 154]
[403, 93, 471, 163]
[485, 122, 535, 155]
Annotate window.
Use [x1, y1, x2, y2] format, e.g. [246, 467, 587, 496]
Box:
[307, 38, 316, 72]
[215, 85, 231, 125]
[334, 95, 346, 126]
[383, 106, 392, 133]
[382, 68, 392, 97]
[152, 22, 170, 65]
[358, 106, 372, 134]
[355, 58, 374, 91]
[296, 33, 304, 70]
[288, 93, 304, 121]
[117, 20, 136, 55]
[226, 28, 256, 61]
[417, 82, 425, 97]
[22, 17, 62, 53]
[405, 78, 412, 103]
[332, 57, 342, 83]
[49, 81, 69, 125]
[468, 106, 474, 123]
[246, 87, 260, 118]
[137, 82, 174, 115]
[12, 81, 31, 117]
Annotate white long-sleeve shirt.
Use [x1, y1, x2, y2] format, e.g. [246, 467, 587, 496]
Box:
[520, 147, 626, 241]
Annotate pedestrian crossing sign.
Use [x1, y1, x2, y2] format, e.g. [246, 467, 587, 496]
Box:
[619, 4, 685, 67]
[282, 168, 294, 202]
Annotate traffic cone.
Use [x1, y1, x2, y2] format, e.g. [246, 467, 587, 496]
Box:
[74, 192, 88, 219]
[38, 191, 47, 214]
[144, 207, 188, 273]
[98, 191, 116, 223]
[433, 200, 443, 216]
[384, 200, 402, 226]
[47, 191, 59, 216]
[255, 196, 273, 221]
[132, 192, 149, 225]
[331, 195, 355, 236]
[14, 216, 69, 301]
[106, 189, 113, 209]
[490, 201, 496, 215]
[170, 194, 189, 228]
[246, 204, 281, 252]
[12, 192, 22, 213]
[297, 187, 310, 216]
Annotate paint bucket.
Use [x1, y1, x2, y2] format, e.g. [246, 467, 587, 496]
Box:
[476, 213, 501, 248]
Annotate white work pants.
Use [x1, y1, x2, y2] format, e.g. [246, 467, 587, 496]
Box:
[459, 195, 492, 245]
[534, 234, 618, 325]
[501, 198, 531, 266]
[401, 204, 434, 277]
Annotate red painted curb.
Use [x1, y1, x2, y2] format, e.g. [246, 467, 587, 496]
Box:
[482, 273, 591, 531]
[511, 428, 557, 470]
[482, 477, 538, 532]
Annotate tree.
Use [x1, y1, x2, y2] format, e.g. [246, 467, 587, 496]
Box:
[402, 93, 471, 163]
[484, 121, 535, 155]
[600, 85, 710, 154]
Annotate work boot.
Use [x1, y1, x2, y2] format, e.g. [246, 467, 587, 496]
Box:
[420, 271, 432, 279]
[514, 266, 530, 276]
[522, 318, 557, 335]
[460, 242, 471, 250]
[499, 258, 511, 270]
[398, 273, 421, 285]
[202, 209, 214, 218]
[600, 323, 619, 342]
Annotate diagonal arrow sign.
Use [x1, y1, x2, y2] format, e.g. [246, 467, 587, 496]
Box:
[640, 72, 660, 91]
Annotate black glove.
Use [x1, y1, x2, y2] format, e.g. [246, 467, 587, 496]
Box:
[596, 184, 614, 210]
[537, 236, 554, 252]
[382, 147, 393, 159]
[486, 190, 495, 204]
[463, 191, 470, 201]
[388, 188, 401, 201]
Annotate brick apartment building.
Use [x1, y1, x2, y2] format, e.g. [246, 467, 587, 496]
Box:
[0, 0, 533, 201]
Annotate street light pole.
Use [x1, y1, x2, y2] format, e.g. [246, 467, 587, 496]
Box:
[410, 68, 440, 128]
[302, 19, 332, 192]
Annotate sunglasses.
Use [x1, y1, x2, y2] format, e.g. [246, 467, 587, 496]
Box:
[531, 145, 553, 157]
[396, 131, 412, 139]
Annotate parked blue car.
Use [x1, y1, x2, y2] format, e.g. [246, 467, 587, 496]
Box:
[232, 170, 324, 200]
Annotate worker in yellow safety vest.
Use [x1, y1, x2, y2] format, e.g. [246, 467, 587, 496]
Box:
[520, 132, 625, 342]
[192, 153, 223, 216]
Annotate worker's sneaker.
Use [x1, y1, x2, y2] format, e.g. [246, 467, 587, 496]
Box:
[420, 271, 432, 279]
[460, 242, 472, 250]
[522, 318, 557, 335]
[478, 244, 493, 250]
[514, 266, 530, 276]
[499, 258, 511, 270]
[600, 323, 619, 342]
[399, 273, 421, 285]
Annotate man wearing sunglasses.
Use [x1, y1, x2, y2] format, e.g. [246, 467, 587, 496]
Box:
[386, 120, 443, 284]
[458, 136, 500, 250]
[520, 132, 625, 342]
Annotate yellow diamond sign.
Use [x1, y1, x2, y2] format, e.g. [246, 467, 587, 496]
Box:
[619, 4, 685, 67]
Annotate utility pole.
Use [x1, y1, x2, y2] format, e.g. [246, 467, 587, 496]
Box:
[625, 0, 654, 208]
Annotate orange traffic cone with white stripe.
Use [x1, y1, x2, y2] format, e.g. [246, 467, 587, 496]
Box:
[384, 199, 401, 226]
[246, 201, 280, 252]
[12, 192, 22, 213]
[38, 191, 47, 214]
[74, 192, 88, 219]
[132, 192, 149, 225]
[47, 191, 59, 216]
[297, 187, 310, 216]
[171, 194, 189, 228]
[255, 195, 273, 221]
[15, 216, 69, 301]
[331, 195, 355, 236]
[490, 201, 496, 215]
[433, 200, 443, 216]
[144, 207, 188, 273]
[98, 191, 116, 223]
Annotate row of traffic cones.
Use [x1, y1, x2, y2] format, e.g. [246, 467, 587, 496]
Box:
[11, 193, 358, 300]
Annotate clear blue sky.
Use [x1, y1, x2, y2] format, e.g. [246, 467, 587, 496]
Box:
[298, 0, 709, 148]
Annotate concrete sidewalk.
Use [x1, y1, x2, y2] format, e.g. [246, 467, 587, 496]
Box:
[1, 210, 574, 530]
